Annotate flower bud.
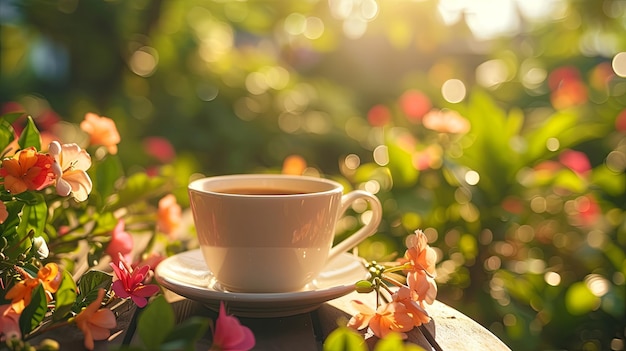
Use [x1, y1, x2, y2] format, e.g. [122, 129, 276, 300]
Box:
[355, 280, 374, 293]
[38, 339, 60, 351]
[33, 236, 49, 259]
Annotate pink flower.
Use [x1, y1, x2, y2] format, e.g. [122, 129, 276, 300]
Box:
[48, 141, 93, 202]
[399, 90, 431, 123]
[157, 194, 182, 237]
[548, 66, 588, 110]
[422, 109, 470, 134]
[143, 137, 176, 163]
[559, 149, 591, 176]
[211, 301, 255, 351]
[0, 304, 21, 341]
[367, 104, 392, 127]
[79, 112, 121, 155]
[110, 254, 160, 308]
[106, 219, 134, 266]
[74, 288, 116, 350]
[616, 109, 626, 133]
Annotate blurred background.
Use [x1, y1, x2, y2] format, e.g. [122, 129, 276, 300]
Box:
[1, 0, 625, 350]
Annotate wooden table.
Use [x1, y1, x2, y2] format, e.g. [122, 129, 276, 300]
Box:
[32, 288, 511, 351]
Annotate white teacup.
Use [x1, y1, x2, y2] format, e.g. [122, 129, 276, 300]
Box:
[188, 174, 382, 293]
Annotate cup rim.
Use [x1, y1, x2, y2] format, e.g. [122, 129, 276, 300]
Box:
[188, 174, 344, 197]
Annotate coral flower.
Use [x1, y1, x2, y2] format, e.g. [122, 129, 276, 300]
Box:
[74, 288, 116, 351]
[48, 141, 93, 202]
[0, 304, 21, 341]
[422, 109, 470, 134]
[392, 286, 431, 327]
[157, 194, 182, 237]
[37, 262, 62, 293]
[110, 254, 160, 308]
[347, 300, 413, 339]
[406, 270, 438, 305]
[347, 300, 375, 331]
[0, 147, 55, 194]
[403, 230, 437, 277]
[5, 277, 40, 313]
[80, 113, 121, 155]
[211, 301, 255, 351]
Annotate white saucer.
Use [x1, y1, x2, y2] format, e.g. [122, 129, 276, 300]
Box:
[154, 248, 368, 318]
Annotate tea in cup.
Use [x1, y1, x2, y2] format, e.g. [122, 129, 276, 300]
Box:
[187, 174, 382, 293]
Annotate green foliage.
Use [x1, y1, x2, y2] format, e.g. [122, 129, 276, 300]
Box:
[19, 284, 47, 335]
[323, 328, 426, 351]
[323, 327, 367, 351]
[121, 295, 210, 351]
[18, 116, 41, 150]
[52, 269, 78, 321]
[76, 270, 113, 310]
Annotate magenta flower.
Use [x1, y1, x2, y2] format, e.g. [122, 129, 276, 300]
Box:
[110, 255, 159, 308]
[210, 302, 255, 351]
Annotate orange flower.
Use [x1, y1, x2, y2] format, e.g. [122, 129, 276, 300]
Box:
[0, 147, 55, 194]
[157, 194, 182, 237]
[37, 263, 62, 293]
[5, 277, 39, 313]
[0, 201, 7, 224]
[79, 113, 121, 155]
[74, 288, 116, 350]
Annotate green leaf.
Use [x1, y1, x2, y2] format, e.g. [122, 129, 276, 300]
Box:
[323, 326, 367, 351]
[91, 154, 124, 202]
[0, 112, 23, 153]
[19, 284, 47, 335]
[387, 138, 419, 188]
[16, 200, 48, 242]
[14, 191, 46, 205]
[374, 332, 426, 351]
[52, 269, 78, 321]
[161, 317, 210, 351]
[76, 270, 113, 310]
[565, 281, 599, 315]
[106, 172, 169, 211]
[17, 116, 41, 150]
[138, 295, 175, 350]
[0, 112, 23, 125]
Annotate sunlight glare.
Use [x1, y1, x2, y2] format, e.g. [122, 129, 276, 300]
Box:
[441, 79, 466, 103]
[613, 52, 626, 77]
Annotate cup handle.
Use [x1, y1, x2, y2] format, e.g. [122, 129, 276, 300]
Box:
[327, 190, 382, 261]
